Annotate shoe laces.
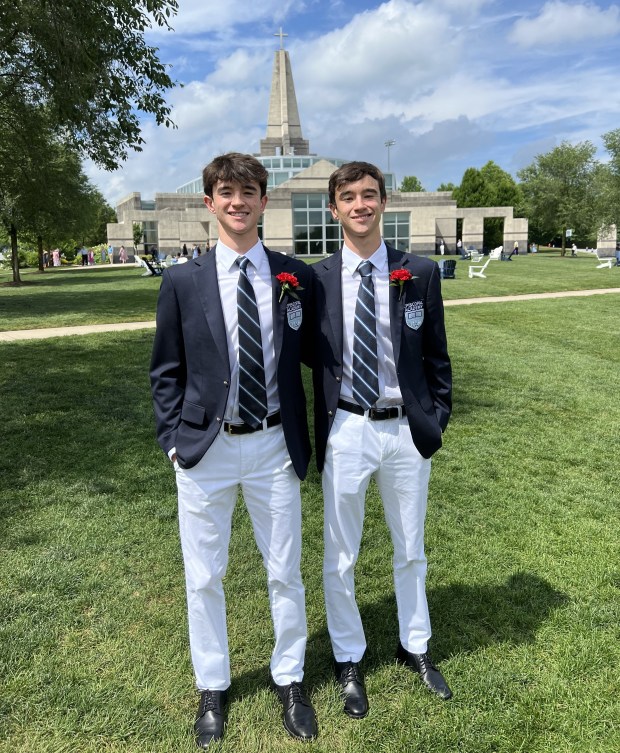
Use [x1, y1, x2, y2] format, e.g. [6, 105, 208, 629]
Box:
[416, 652, 437, 672]
[340, 663, 363, 684]
[199, 690, 220, 715]
[286, 681, 309, 707]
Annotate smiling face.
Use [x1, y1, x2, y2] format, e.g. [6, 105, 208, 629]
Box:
[204, 179, 268, 251]
[330, 174, 386, 255]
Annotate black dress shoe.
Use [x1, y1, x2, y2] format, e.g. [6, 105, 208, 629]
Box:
[194, 689, 228, 747]
[272, 679, 318, 741]
[395, 643, 452, 700]
[334, 661, 369, 718]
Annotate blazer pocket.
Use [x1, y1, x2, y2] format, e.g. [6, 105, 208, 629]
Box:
[181, 400, 206, 425]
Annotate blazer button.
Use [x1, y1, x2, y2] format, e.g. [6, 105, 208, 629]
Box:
[336, 376, 341, 382]
[223, 380, 229, 386]
[216, 417, 221, 422]
[328, 410, 333, 417]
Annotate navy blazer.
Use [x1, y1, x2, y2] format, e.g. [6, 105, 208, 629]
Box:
[150, 247, 313, 479]
[312, 245, 452, 470]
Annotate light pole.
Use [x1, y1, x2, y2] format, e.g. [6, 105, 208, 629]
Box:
[384, 139, 396, 172]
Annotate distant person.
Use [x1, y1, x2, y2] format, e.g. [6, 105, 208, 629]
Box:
[88, 249, 95, 265]
[107, 244, 114, 263]
[119, 246, 128, 264]
[439, 239, 445, 255]
[52, 249, 60, 267]
[571, 243, 577, 257]
[79, 246, 88, 266]
[513, 241, 519, 255]
[182, 243, 188, 255]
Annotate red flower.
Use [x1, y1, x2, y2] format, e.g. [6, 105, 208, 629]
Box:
[389, 268, 415, 300]
[389, 269, 413, 283]
[276, 272, 304, 302]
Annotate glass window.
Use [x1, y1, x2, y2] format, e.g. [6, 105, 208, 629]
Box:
[291, 193, 343, 255]
[383, 212, 410, 252]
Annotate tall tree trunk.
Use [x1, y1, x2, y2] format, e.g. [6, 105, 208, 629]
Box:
[560, 227, 566, 257]
[10, 223, 21, 284]
[37, 235, 45, 272]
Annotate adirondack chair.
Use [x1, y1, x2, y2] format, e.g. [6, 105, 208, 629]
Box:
[468, 258, 491, 279]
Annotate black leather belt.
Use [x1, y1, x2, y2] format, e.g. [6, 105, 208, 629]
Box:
[337, 399, 406, 420]
[224, 411, 281, 436]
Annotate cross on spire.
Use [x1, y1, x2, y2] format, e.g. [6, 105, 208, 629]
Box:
[274, 27, 288, 49]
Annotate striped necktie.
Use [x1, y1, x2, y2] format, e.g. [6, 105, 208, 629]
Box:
[236, 256, 267, 428]
[352, 259, 380, 410]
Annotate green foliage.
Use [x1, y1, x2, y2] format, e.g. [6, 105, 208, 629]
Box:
[399, 175, 426, 192]
[133, 222, 144, 251]
[436, 182, 456, 192]
[0, 0, 178, 170]
[518, 141, 598, 255]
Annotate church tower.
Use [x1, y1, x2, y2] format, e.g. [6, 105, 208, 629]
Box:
[260, 29, 310, 156]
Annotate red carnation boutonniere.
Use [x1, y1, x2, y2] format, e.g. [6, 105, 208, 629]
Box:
[389, 268, 415, 300]
[276, 272, 304, 303]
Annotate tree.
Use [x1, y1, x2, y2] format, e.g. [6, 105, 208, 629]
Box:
[133, 223, 144, 252]
[596, 129, 620, 230]
[518, 142, 598, 256]
[453, 162, 523, 248]
[1, 0, 178, 170]
[436, 182, 456, 192]
[0, 108, 113, 281]
[399, 176, 426, 192]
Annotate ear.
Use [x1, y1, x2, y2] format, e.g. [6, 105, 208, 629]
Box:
[260, 195, 268, 213]
[204, 195, 216, 214]
[329, 203, 339, 221]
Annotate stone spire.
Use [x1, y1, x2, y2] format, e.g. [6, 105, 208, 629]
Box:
[260, 31, 310, 156]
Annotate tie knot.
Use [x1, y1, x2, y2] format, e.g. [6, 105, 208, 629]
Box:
[358, 260, 373, 278]
[236, 255, 250, 271]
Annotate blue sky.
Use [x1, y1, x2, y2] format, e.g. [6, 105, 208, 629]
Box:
[88, 0, 620, 204]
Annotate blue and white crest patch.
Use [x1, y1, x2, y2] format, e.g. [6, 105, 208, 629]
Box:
[404, 301, 424, 330]
[286, 300, 302, 330]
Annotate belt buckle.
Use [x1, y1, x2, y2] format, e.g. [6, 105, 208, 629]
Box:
[227, 423, 237, 435]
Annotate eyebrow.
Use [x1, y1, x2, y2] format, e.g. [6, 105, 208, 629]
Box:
[216, 183, 259, 193]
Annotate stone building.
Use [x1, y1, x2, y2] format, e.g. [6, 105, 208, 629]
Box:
[107, 39, 527, 257]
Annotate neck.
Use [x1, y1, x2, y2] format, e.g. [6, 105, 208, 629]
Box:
[217, 229, 259, 254]
[343, 232, 381, 259]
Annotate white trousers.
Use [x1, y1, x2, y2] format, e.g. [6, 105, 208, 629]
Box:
[323, 409, 432, 663]
[175, 425, 307, 690]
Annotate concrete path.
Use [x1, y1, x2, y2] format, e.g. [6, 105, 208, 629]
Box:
[1, 287, 619, 342]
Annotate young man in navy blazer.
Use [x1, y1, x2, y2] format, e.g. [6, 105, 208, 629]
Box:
[150, 153, 317, 746]
[312, 162, 453, 719]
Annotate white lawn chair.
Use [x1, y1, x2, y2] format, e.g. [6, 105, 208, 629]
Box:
[468, 258, 491, 279]
[488, 246, 503, 260]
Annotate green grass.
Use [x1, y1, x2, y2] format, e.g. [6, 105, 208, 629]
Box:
[1, 255, 618, 331]
[1, 294, 619, 752]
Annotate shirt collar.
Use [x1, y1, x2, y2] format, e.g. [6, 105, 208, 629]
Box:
[342, 240, 387, 277]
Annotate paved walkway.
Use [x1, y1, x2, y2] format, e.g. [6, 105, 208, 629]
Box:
[1, 287, 619, 342]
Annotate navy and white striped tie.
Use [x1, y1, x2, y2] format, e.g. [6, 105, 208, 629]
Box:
[352, 259, 380, 410]
[236, 256, 267, 428]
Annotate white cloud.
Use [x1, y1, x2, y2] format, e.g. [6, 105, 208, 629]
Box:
[509, 1, 620, 47]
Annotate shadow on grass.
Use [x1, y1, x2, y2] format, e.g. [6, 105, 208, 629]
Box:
[229, 570, 568, 700]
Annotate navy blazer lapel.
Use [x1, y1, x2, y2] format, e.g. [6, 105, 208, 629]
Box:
[193, 251, 229, 372]
[265, 247, 288, 365]
[317, 251, 344, 359]
[387, 245, 413, 370]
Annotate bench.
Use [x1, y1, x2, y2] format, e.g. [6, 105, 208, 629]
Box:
[577, 248, 615, 268]
[468, 258, 491, 279]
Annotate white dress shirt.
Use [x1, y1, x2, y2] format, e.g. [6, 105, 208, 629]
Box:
[215, 240, 279, 422]
[340, 242, 403, 408]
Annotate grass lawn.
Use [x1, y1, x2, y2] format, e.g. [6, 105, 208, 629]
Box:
[1, 293, 618, 752]
[1, 255, 619, 331]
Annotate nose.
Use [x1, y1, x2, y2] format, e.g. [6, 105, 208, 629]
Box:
[231, 192, 245, 206]
[352, 195, 366, 211]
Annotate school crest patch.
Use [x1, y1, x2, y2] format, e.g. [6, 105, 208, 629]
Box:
[286, 300, 302, 330]
[404, 301, 424, 330]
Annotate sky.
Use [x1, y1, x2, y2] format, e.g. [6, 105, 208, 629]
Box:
[87, 0, 620, 205]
